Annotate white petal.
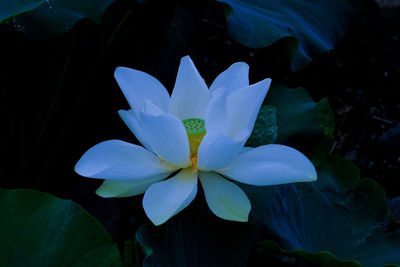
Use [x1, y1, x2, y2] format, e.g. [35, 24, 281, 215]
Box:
[197, 129, 249, 171]
[226, 78, 271, 139]
[143, 168, 198, 226]
[114, 67, 170, 112]
[199, 171, 250, 222]
[143, 99, 164, 116]
[169, 56, 211, 120]
[96, 174, 168, 198]
[205, 87, 229, 135]
[75, 140, 175, 181]
[218, 144, 317, 186]
[209, 62, 249, 95]
[139, 111, 190, 168]
[119, 109, 153, 151]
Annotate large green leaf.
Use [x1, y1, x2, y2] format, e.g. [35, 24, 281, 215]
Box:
[256, 240, 361, 267]
[218, 0, 362, 71]
[0, 188, 122, 267]
[242, 155, 400, 267]
[246, 105, 277, 147]
[246, 84, 334, 164]
[266, 83, 335, 165]
[0, 0, 45, 24]
[7, 0, 115, 38]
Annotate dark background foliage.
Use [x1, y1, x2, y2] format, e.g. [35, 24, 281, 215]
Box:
[0, 0, 399, 265]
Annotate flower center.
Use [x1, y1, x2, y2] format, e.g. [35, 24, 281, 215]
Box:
[182, 118, 206, 169]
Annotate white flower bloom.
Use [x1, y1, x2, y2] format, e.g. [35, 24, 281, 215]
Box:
[75, 56, 317, 225]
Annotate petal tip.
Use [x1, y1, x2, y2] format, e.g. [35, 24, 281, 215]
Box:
[114, 66, 127, 78]
[216, 208, 250, 223]
[227, 207, 250, 222]
[309, 172, 318, 182]
[232, 61, 250, 71]
[117, 109, 127, 116]
[73, 162, 82, 176]
[236, 215, 250, 223]
[179, 56, 198, 73]
[261, 77, 272, 87]
[95, 188, 112, 198]
[151, 220, 165, 227]
[143, 200, 170, 226]
[181, 55, 192, 62]
[179, 56, 200, 74]
[74, 156, 89, 177]
[306, 162, 318, 181]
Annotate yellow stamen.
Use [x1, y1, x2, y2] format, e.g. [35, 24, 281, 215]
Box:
[182, 118, 206, 169]
[190, 154, 198, 170]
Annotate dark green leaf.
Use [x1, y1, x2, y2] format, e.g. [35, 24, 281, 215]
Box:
[218, 0, 362, 71]
[242, 155, 400, 267]
[246, 105, 277, 147]
[266, 83, 335, 165]
[11, 0, 115, 38]
[0, 0, 45, 24]
[0, 188, 122, 267]
[257, 240, 361, 267]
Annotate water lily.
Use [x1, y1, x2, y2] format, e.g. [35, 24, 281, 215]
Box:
[75, 56, 317, 226]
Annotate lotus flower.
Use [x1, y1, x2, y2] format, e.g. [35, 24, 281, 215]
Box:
[75, 56, 317, 225]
